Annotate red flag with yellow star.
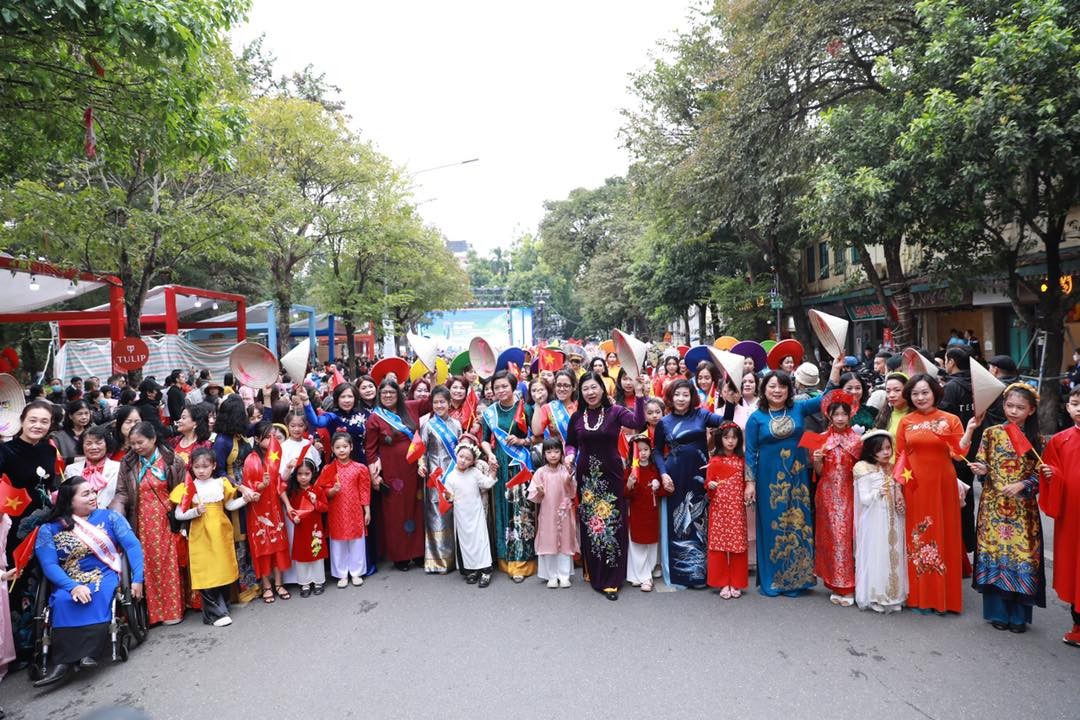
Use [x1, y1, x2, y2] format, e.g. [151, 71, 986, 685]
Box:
[506, 466, 532, 490]
[0, 476, 30, 516]
[406, 434, 426, 464]
[266, 433, 283, 484]
[12, 526, 39, 581]
[893, 451, 914, 485]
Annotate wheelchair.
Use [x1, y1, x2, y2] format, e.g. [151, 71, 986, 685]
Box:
[28, 551, 150, 682]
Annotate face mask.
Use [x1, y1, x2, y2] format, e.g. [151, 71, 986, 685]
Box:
[51, 385, 62, 393]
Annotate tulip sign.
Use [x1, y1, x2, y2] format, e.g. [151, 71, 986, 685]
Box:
[113, 337, 150, 371]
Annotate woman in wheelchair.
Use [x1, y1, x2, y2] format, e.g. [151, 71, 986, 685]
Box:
[33, 475, 144, 687]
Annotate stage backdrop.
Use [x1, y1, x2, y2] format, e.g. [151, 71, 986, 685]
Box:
[420, 307, 532, 353]
[56, 335, 243, 382]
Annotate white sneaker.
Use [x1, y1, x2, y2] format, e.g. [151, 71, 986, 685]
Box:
[558, 576, 571, 588]
[351, 573, 364, 586]
[547, 577, 559, 588]
[337, 577, 349, 589]
[213, 616, 233, 627]
[652, 567, 662, 578]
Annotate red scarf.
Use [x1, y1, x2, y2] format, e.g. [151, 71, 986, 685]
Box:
[81, 460, 108, 492]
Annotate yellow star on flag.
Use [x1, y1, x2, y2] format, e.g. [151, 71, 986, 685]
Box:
[3, 496, 23, 512]
[901, 468, 913, 483]
[268, 450, 280, 462]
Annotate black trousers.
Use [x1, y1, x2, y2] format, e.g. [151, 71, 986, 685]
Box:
[955, 460, 976, 551]
[200, 586, 230, 624]
[1072, 605, 1080, 626]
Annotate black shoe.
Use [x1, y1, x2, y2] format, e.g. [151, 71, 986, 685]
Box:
[33, 663, 71, 688]
[478, 573, 492, 588]
[79, 656, 98, 669]
[312, 583, 325, 596]
[605, 591, 619, 601]
[991, 621, 1009, 631]
[394, 561, 411, 572]
[465, 571, 480, 585]
[413, 557, 425, 568]
[1008, 623, 1027, 634]
[299, 584, 313, 598]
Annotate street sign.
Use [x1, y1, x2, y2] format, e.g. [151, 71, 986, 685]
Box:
[770, 298, 783, 310]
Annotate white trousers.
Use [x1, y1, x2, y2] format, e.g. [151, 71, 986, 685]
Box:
[537, 554, 574, 581]
[281, 516, 299, 584]
[329, 538, 367, 578]
[626, 541, 657, 585]
[293, 559, 325, 586]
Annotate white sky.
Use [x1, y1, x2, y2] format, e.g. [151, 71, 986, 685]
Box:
[232, 1, 692, 254]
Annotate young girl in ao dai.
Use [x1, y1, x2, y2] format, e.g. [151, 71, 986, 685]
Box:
[444, 442, 497, 587]
[852, 431, 907, 613]
[528, 437, 578, 588]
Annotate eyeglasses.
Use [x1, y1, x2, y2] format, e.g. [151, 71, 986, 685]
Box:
[555, 383, 573, 389]
[569, 358, 581, 364]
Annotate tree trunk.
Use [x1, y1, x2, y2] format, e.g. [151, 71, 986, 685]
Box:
[343, 318, 359, 379]
[1037, 317, 1064, 437]
[271, 271, 292, 358]
[890, 283, 916, 348]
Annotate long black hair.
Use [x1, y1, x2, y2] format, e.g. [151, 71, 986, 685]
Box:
[613, 367, 635, 405]
[214, 394, 248, 437]
[287, 456, 320, 495]
[859, 433, 893, 464]
[376, 378, 416, 430]
[62, 399, 92, 432]
[183, 403, 212, 443]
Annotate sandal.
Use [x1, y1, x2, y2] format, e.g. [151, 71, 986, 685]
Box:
[720, 587, 732, 600]
[641, 581, 653, 592]
[274, 585, 291, 600]
[730, 588, 742, 598]
[261, 587, 275, 604]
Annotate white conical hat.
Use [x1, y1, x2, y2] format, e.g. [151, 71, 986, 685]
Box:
[0, 373, 24, 438]
[613, 329, 647, 372]
[229, 341, 279, 388]
[407, 332, 438, 373]
[901, 347, 938, 377]
[808, 309, 849, 359]
[280, 339, 311, 385]
[707, 347, 747, 386]
[468, 336, 497, 376]
[970, 358, 1006, 417]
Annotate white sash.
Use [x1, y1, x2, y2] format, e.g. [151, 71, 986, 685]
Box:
[72, 515, 122, 573]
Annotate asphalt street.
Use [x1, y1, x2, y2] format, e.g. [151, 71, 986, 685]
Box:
[4, 562, 1079, 720]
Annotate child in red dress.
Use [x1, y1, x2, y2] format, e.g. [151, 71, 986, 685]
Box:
[319, 432, 371, 588]
[705, 423, 749, 599]
[243, 423, 292, 603]
[282, 456, 328, 597]
[626, 426, 669, 592]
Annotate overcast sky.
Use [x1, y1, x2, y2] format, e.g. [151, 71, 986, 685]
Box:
[232, 2, 692, 255]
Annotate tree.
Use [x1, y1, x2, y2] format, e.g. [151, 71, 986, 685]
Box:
[895, 0, 1080, 432]
[237, 96, 378, 356]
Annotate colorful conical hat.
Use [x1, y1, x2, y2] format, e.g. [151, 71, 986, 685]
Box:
[901, 347, 938, 377]
[229, 342, 278, 388]
[684, 345, 713, 373]
[713, 336, 739, 351]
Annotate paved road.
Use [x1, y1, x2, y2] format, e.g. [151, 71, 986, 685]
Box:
[4, 568, 1078, 720]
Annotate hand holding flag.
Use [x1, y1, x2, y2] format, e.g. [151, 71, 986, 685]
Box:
[406, 434, 426, 464]
[11, 526, 39, 589]
[0, 476, 31, 517]
[893, 451, 914, 485]
[798, 431, 828, 452]
[266, 433, 283, 481]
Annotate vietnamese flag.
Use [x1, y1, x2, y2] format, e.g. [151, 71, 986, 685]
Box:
[179, 471, 197, 513]
[893, 451, 914, 485]
[618, 432, 629, 460]
[11, 526, 39, 583]
[798, 431, 828, 452]
[297, 440, 315, 465]
[426, 466, 444, 489]
[328, 365, 345, 392]
[0, 477, 31, 517]
[1003, 422, 1034, 457]
[406, 434, 426, 464]
[316, 461, 339, 491]
[462, 389, 478, 429]
[506, 466, 532, 490]
[266, 434, 283, 481]
[513, 400, 528, 434]
[49, 439, 65, 477]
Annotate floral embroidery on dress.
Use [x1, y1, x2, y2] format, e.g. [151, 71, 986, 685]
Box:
[579, 457, 622, 567]
[55, 531, 104, 590]
[910, 516, 947, 576]
[310, 528, 324, 559]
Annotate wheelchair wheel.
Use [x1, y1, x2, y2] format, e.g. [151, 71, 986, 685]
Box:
[119, 554, 149, 646]
[28, 574, 51, 682]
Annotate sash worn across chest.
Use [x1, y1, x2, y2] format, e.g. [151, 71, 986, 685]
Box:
[72, 515, 121, 573]
[483, 404, 533, 470]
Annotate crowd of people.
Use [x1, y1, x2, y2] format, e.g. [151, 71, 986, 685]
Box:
[0, 334, 1078, 693]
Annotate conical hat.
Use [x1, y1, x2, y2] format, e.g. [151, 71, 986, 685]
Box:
[901, 347, 938, 377]
[808, 309, 849, 359]
[407, 332, 438, 373]
[0, 373, 25, 438]
[448, 350, 471, 377]
[468, 337, 497, 376]
[760, 339, 777, 352]
[280, 339, 311, 385]
[713, 336, 739, 351]
[599, 339, 615, 355]
[229, 342, 278, 389]
[970, 358, 1006, 417]
[613, 329, 647, 372]
[707, 348, 747, 386]
[495, 347, 526, 374]
[371, 357, 410, 386]
[731, 340, 766, 371]
[766, 339, 804, 370]
[684, 345, 713, 373]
